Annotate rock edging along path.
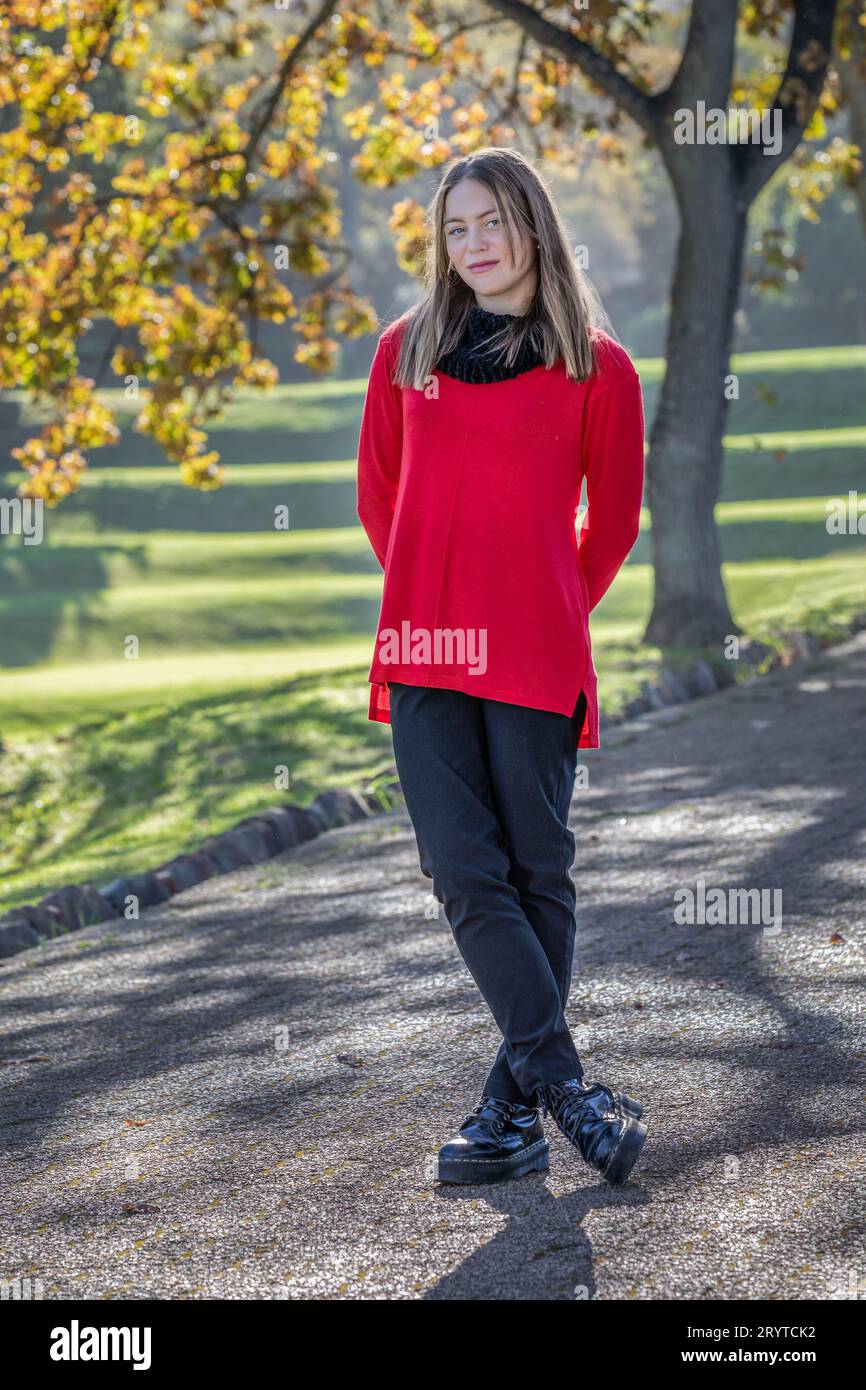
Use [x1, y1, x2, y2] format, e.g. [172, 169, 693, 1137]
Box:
[1, 611, 864, 961]
[0, 781, 402, 961]
[0, 630, 864, 1299]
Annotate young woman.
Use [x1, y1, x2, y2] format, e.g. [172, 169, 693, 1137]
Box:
[356, 147, 647, 1187]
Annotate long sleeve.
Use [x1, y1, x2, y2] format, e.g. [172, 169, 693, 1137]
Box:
[576, 371, 645, 613]
[357, 326, 404, 570]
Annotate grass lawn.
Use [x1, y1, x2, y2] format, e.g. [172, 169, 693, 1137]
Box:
[1, 343, 864, 911]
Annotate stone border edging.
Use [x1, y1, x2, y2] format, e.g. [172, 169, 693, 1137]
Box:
[0, 776, 404, 961]
[2, 610, 864, 962]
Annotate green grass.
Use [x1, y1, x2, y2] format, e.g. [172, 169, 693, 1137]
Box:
[0, 638, 376, 733]
[0, 665, 398, 907]
[1, 342, 865, 912]
[1, 547, 863, 910]
[2, 460, 360, 487]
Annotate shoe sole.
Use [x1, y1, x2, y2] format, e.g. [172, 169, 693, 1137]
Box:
[601, 1116, 648, 1186]
[434, 1137, 550, 1185]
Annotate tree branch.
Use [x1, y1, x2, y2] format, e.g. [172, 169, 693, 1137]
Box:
[663, 0, 739, 117]
[736, 0, 839, 202]
[481, 0, 661, 134]
[243, 0, 341, 175]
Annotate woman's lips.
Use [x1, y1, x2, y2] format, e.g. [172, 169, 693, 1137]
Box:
[468, 261, 499, 272]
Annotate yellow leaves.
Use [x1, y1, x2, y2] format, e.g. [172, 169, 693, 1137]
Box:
[380, 71, 409, 114]
[306, 292, 371, 376]
[786, 136, 862, 222]
[0, 0, 476, 505]
[180, 453, 223, 489]
[294, 336, 339, 374]
[804, 108, 827, 142]
[15, 446, 88, 506]
[111, 25, 152, 74]
[222, 79, 255, 114]
[323, 65, 349, 101]
[138, 62, 199, 118]
[342, 103, 374, 139]
[351, 116, 450, 188]
[388, 197, 427, 279]
[253, 73, 328, 177]
[185, 1, 215, 24]
[236, 357, 279, 389]
[0, 174, 40, 223]
[331, 298, 378, 339]
[285, 239, 331, 277]
[348, 74, 454, 187]
[186, 229, 296, 314]
[407, 11, 441, 62]
[74, 111, 138, 162]
[8, 369, 120, 505]
[11, 61, 92, 133]
[453, 100, 488, 131]
[9, 373, 119, 506]
[64, 175, 105, 224]
[596, 132, 625, 158]
[746, 226, 806, 291]
[261, 138, 296, 182]
[135, 392, 219, 467]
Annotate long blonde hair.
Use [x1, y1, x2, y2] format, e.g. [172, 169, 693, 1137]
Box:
[393, 147, 612, 391]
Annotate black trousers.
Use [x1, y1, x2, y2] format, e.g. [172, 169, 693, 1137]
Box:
[388, 681, 587, 1107]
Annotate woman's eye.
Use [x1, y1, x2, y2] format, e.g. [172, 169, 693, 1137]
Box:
[448, 226, 464, 236]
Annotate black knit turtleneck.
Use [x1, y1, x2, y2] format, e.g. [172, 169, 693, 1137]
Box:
[435, 303, 546, 384]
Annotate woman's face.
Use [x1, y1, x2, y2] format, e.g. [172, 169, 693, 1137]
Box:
[443, 177, 536, 309]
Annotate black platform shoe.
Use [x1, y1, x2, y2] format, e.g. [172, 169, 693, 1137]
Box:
[434, 1095, 550, 1185]
[537, 1078, 647, 1186]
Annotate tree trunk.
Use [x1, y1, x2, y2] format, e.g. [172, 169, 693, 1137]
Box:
[643, 170, 747, 647]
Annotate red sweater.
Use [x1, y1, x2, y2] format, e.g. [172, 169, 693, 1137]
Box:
[355, 316, 645, 748]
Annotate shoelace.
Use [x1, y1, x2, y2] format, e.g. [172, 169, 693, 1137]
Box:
[463, 1095, 524, 1136]
[550, 1084, 617, 1143]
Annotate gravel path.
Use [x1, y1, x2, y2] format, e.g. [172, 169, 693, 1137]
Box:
[2, 636, 865, 1301]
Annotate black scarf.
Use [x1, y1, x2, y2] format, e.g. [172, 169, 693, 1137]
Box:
[435, 303, 546, 384]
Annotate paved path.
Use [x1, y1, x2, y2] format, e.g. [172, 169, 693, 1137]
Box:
[2, 637, 866, 1300]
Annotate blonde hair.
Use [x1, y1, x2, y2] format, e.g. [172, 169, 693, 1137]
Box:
[393, 146, 613, 390]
